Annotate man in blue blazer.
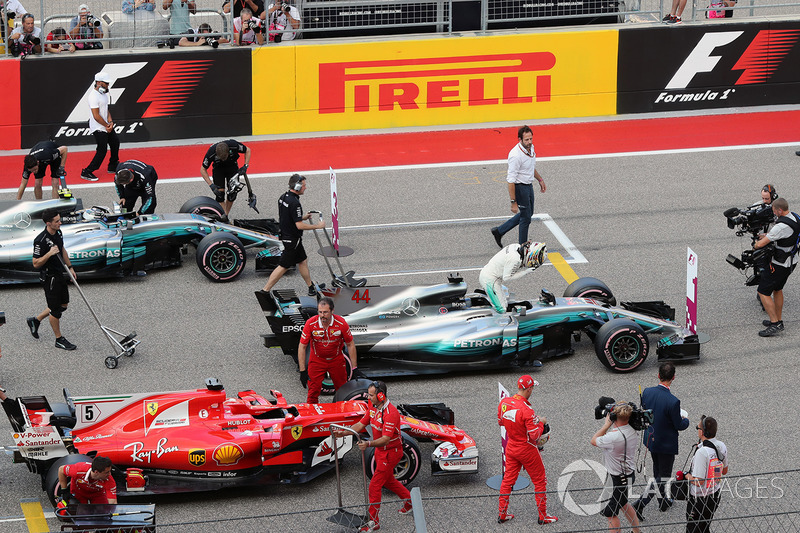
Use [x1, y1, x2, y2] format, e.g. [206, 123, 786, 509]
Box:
[633, 362, 690, 519]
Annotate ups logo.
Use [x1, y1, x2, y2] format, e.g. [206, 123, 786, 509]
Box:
[188, 448, 206, 466]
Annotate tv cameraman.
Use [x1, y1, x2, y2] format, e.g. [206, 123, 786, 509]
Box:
[755, 197, 800, 337]
[8, 13, 41, 57]
[591, 402, 641, 533]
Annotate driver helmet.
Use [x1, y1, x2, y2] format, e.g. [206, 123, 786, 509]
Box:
[524, 242, 547, 269]
[536, 422, 551, 450]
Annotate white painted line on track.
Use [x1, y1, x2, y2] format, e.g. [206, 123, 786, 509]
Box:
[3, 140, 798, 195]
[361, 259, 583, 280]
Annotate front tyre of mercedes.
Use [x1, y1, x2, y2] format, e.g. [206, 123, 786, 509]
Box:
[196, 233, 246, 282]
[594, 318, 649, 372]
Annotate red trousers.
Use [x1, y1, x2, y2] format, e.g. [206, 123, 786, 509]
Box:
[498, 446, 548, 518]
[369, 447, 411, 524]
[306, 355, 347, 404]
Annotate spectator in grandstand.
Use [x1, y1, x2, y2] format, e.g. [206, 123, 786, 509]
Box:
[233, 7, 263, 45]
[178, 22, 229, 46]
[8, 13, 41, 57]
[223, 0, 264, 18]
[261, 0, 300, 42]
[45, 27, 76, 53]
[122, 0, 155, 14]
[69, 4, 104, 49]
[706, 0, 736, 18]
[163, 0, 195, 47]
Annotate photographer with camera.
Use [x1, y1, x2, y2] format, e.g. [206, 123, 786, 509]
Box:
[497, 375, 557, 525]
[69, 4, 103, 50]
[755, 197, 800, 337]
[223, 0, 264, 17]
[200, 139, 251, 217]
[8, 13, 41, 57]
[45, 27, 76, 54]
[592, 401, 642, 533]
[178, 22, 229, 47]
[685, 416, 728, 533]
[262, 0, 300, 42]
[2, 0, 27, 37]
[233, 7, 263, 45]
[632, 362, 690, 520]
[163, 0, 195, 47]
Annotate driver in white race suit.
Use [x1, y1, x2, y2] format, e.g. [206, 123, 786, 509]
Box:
[479, 241, 546, 313]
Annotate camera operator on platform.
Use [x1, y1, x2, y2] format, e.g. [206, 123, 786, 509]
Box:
[261, 0, 300, 42]
[591, 402, 641, 533]
[69, 4, 103, 49]
[754, 197, 800, 337]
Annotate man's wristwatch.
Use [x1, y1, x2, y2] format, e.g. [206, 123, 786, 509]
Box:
[510, 200, 516, 204]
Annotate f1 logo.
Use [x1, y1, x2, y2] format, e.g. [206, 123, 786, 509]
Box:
[666, 32, 742, 89]
[66, 63, 148, 122]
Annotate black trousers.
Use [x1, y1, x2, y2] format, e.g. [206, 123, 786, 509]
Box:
[86, 130, 120, 172]
[686, 492, 720, 533]
[640, 452, 675, 506]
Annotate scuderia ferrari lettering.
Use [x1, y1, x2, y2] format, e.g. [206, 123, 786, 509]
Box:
[453, 338, 517, 348]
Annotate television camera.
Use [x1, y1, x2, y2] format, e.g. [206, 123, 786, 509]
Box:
[724, 203, 775, 286]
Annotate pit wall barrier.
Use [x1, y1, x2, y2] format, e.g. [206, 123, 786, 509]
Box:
[3, 19, 800, 151]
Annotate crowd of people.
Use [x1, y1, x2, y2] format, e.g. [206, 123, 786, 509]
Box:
[1, 0, 301, 56]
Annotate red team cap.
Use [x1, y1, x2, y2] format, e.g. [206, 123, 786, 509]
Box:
[517, 375, 538, 389]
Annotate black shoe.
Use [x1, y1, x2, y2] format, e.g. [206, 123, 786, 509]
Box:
[27, 317, 40, 339]
[658, 498, 674, 512]
[662, 13, 672, 21]
[107, 162, 119, 174]
[632, 500, 645, 522]
[759, 323, 783, 337]
[795, 150, 800, 156]
[762, 319, 784, 329]
[80, 169, 99, 182]
[55, 337, 77, 351]
[491, 227, 503, 248]
[308, 284, 325, 297]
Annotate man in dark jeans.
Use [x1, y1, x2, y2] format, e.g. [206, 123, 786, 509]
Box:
[633, 362, 690, 520]
[81, 72, 119, 182]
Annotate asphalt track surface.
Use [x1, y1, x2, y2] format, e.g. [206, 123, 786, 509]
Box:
[1, 110, 800, 532]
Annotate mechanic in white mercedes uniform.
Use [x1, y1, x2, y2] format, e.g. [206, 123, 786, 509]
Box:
[479, 241, 546, 314]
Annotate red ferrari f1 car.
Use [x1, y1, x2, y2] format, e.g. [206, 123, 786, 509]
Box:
[4, 379, 478, 502]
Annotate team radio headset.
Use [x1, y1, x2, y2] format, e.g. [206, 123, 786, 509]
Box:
[366, 381, 388, 448]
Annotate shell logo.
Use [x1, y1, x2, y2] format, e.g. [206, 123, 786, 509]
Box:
[213, 443, 244, 466]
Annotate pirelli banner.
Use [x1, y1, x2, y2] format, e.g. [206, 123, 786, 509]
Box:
[251, 31, 619, 135]
[617, 21, 800, 113]
[18, 49, 253, 148]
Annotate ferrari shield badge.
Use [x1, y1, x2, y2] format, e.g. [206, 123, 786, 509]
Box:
[146, 402, 158, 416]
[291, 426, 303, 440]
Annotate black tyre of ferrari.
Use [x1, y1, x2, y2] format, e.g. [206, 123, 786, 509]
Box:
[196, 233, 246, 282]
[332, 378, 373, 403]
[321, 353, 353, 396]
[594, 319, 649, 372]
[563, 277, 617, 306]
[179, 196, 226, 220]
[364, 432, 422, 485]
[44, 453, 93, 506]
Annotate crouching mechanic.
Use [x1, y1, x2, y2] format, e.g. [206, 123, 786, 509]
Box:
[298, 296, 361, 403]
[334, 381, 412, 533]
[201, 139, 251, 218]
[479, 241, 546, 313]
[17, 141, 69, 200]
[56, 456, 117, 505]
[114, 160, 159, 215]
[591, 402, 641, 533]
[498, 375, 557, 525]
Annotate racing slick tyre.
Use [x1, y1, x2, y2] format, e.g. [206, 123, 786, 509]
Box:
[179, 196, 226, 220]
[45, 454, 94, 506]
[594, 318, 649, 372]
[563, 277, 617, 306]
[333, 378, 373, 403]
[321, 353, 353, 396]
[196, 233, 246, 282]
[364, 432, 422, 485]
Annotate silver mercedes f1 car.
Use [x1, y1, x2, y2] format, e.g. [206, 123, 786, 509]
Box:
[257, 275, 708, 376]
[0, 197, 282, 284]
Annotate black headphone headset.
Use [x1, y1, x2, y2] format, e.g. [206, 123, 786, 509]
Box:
[763, 184, 778, 202]
[371, 381, 387, 403]
[700, 414, 707, 435]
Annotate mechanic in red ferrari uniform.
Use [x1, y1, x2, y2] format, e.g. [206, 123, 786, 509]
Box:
[57, 456, 117, 504]
[336, 381, 412, 532]
[298, 296, 359, 403]
[497, 375, 558, 525]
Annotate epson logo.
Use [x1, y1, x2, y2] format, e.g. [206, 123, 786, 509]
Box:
[282, 325, 302, 332]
